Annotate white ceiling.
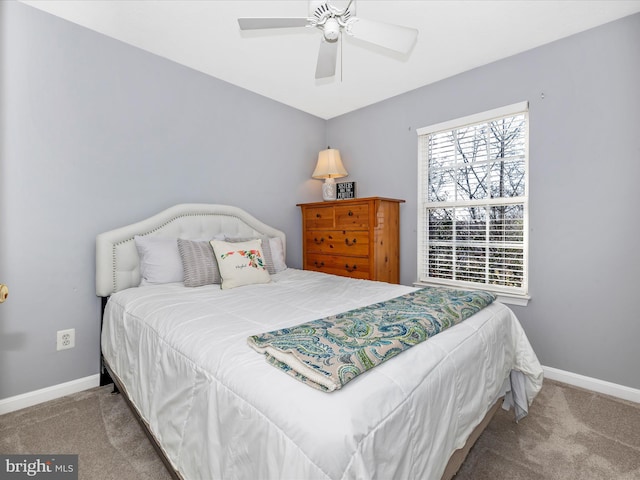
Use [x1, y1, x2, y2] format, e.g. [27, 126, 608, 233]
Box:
[21, 0, 640, 119]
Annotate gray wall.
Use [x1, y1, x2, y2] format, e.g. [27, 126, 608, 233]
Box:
[0, 2, 325, 399]
[1, 2, 638, 401]
[327, 13, 640, 389]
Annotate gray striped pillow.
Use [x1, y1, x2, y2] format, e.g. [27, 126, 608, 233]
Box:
[177, 239, 222, 287]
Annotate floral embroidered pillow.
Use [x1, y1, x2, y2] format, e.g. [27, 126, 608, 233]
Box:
[210, 239, 271, 290]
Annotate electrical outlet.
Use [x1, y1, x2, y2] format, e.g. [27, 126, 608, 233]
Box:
[56, 328, 75, 351]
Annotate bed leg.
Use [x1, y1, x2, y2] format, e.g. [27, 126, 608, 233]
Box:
[99, 355, 114, 387]
[99, 296, 116, 388]
[101, 357, 119, 394]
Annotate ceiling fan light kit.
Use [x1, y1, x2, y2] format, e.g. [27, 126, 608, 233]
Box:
[238, 0, 418, 79]
[322, 17, 341, 41]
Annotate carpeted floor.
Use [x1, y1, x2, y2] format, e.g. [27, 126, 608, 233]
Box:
[455, 380, 640, 480]
[0, 379, 638, 479]
[0, 386, 172, 480]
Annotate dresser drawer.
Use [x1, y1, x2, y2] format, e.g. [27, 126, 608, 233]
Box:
[304, 230, 369, 256]
[335, 204, 369, 230]
[303, 206, 334, 229]
[305, 254, 371, 279]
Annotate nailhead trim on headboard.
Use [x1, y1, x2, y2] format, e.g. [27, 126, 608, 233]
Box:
[97, 206, 285, 296]
[112, 212, 237, 293]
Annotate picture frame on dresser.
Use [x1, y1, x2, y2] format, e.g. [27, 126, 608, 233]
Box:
[297, 197, 404, 284]
[336, 181, 356, 200]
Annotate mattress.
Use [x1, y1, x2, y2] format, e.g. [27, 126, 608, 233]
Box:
[101, 268, 543, 480]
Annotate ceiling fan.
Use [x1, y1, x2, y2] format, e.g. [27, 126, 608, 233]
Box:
[238, 0, 418, 79]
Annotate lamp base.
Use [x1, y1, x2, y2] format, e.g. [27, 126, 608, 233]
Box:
[322, 178, 337, 201]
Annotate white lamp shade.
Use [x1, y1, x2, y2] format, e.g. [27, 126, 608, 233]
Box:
[312, 149, 348, 179]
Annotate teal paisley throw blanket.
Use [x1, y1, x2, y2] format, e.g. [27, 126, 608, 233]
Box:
[247, 287, 495, 392]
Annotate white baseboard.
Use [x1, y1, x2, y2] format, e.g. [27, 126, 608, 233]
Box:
[543, 366, 640, 404]
[0, 374, 100, 415]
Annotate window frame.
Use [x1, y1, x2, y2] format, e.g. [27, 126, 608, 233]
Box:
[416, 102, 530, 305]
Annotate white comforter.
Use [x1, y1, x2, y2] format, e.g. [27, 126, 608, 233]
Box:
[102, 269, 543, 480]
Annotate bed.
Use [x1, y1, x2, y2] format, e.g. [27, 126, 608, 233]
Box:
[96, 203, 543, 480]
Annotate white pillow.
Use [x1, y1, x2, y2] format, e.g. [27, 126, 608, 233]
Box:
[269, 237, 287, 273]
[134, 235, 183, 285]
[210, 239, 271, 290]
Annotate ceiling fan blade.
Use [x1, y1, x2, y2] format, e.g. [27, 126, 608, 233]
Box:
[348, 18, 418, 53]
[315, 39, 338, 79]
[238, 18, 309, 30]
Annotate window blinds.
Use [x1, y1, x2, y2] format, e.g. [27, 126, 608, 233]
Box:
[417, 103, 529, 295]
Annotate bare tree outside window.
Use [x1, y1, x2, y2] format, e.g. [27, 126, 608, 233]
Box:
[418, 107, 528, 294]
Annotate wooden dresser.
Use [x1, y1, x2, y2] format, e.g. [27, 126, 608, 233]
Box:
[297, 197, 404, 284]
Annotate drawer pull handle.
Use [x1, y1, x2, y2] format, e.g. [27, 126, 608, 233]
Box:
[314, 261, 325, 268]
[348, 210, 354, 216]
[314, 237, 324, 245]
[345, 264, 357, 272]
[316, 213, 321, 218]
[345, 238, 357, 246]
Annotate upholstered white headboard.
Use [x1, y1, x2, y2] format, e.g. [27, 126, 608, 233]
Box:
[96, 204, 286, 297]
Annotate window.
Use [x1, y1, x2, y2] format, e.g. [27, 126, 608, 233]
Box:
[417, 102, 529, 301]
